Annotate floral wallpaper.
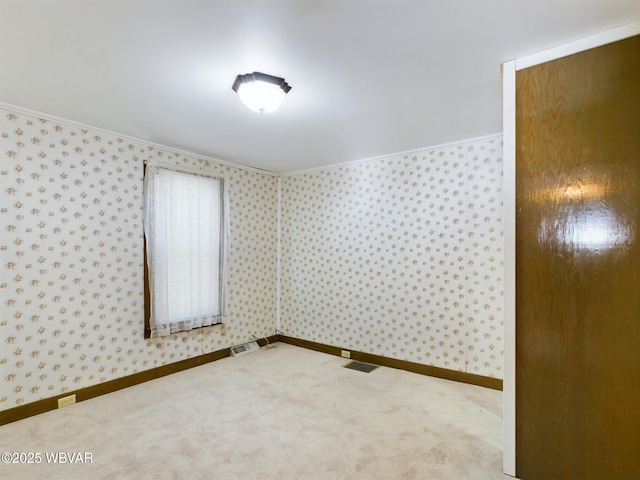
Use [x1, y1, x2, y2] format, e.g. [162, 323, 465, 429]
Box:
[1, 103, 503, 413]
[0, 107, 278, 410]
[280, 137, 504, 378]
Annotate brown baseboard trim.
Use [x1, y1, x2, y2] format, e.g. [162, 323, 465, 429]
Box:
[279, 335, 503, 391]
[0, 335, 278, 426]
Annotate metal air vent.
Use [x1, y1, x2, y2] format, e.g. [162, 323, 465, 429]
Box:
[230, 341, 260, 357]
[342, 361, 379, 373]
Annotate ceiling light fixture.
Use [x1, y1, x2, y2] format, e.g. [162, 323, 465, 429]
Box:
[232, 72, 291, 114]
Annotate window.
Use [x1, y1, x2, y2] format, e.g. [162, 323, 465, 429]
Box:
[143, 164, 228, 338]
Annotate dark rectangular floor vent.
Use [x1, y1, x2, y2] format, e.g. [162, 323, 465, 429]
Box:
[342, 361, 379, 373]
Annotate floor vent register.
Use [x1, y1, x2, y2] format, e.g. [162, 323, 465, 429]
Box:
[342, 361, 379, 373]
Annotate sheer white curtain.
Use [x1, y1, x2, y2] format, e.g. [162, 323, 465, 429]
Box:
[144, 164, 228, 337]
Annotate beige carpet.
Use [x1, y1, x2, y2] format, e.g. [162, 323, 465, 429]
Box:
[0, 343, 512, 479]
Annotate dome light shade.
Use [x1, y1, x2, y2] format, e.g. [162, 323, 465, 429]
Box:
[232, 72, 291, 113]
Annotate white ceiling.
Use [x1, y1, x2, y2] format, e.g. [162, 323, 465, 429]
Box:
[1, 1, 638, 173]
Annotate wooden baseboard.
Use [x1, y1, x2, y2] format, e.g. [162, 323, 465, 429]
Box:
[0, 335, 277, 426]
[1, 333, 500, 426]
[278, 335, 503, 391]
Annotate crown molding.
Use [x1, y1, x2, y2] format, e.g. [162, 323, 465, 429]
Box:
[0, 101, 279, 176]
[281, 133, 503, 177]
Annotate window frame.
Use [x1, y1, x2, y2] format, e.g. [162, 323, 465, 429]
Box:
[143, 162, 228, 339]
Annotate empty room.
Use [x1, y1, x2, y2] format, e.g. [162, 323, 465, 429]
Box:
[1, 1, 639, 479]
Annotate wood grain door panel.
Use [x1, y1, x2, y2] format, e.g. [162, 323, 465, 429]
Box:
[516, 35, 640, 479]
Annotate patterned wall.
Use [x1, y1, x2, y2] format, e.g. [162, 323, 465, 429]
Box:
[0, 102, 503, 412]
[280, 137, 504, 378]
[0, 107, 278, 410]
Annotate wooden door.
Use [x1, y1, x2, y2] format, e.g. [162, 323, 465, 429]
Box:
[516, 35, 640, 479]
